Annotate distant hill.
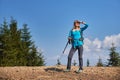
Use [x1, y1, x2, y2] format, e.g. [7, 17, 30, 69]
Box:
[0, 66, 120, 80]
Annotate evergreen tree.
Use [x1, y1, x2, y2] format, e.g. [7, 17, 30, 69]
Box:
[9, 19, 22, 66]
[0, 20, 9, 66]
[0, 20, 13, 66]
[0, 26, 2, 65]
[21, 24, 45, 66]
[108, 43, 120, 66]
[56, 59, 61, 66]
[21, 24, 32, 47]
[96, 56, 103, 67]
[36, 49, 45, 66]
[87, 59, 90, 67]
[0, 18, 45, 66]
[20, 24, 33, 66]
[73, 60, 77, 66]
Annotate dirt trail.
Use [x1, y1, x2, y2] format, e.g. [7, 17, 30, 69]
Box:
[0, 66, 120, 80]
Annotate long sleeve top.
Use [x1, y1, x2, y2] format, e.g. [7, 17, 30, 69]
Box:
[68, 24, 88, 48]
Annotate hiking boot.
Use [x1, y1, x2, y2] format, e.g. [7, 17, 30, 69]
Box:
[64, 69, 70, 72]
[76, 69, 83, 73]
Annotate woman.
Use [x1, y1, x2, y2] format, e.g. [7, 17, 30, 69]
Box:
[65, 20, 88, 73]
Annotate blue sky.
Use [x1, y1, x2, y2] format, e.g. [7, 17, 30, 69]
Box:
[0, 0, 120, 66]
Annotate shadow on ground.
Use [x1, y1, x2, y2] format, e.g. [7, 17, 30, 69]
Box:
[44, 67, 63, 72]
[0, 77, 8, 80]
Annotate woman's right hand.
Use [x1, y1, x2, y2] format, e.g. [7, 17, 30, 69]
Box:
[68, 37, 72, 40]
[81, 21, 86, 24]
[68, 37, 72, 44]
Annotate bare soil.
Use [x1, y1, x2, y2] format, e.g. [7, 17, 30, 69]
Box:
[0, 65, 120, 80]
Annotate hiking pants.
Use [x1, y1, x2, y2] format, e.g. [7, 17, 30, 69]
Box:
[67, 46, 83, 70]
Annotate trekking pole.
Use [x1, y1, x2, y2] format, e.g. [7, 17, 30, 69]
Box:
[58, 41, 69, 60]
[55, 41, 69, 70]
[63, 41, 69, 54]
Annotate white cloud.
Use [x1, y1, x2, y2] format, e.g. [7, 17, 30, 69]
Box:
[93, 38, 102, 49]
[84, 33, 120, 53]
[84, 38, 91, 52]
[103, 33, 120, 48]
[82, 33, 120, 66]
[84, 38, 102, 53]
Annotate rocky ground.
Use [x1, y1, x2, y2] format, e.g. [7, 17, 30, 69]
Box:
[0, 65, 120, 80]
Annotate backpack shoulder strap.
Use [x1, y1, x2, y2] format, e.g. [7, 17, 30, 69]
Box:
[79, 30, 84, 41]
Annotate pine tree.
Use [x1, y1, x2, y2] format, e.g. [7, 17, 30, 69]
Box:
[21, 24, 32, 47]
[108, 43, 120, 66]
[0, 19, 12, 66]
[21, 24, 45, 66]
[0, 18, 45, 66]
[73, 60, 77, 66]
[36, 49, 45, 66]
[9, 19, 22, 66]
[20, 24, 32, 66]
[0, 26, 2, 65]
[0, 20, 9, 66]
[96, 56, 103, 67]
[87, 59, 90, 67]
[56, 59, 61, 66]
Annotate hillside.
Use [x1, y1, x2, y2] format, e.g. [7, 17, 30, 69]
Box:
[0, 66, 120, 80]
